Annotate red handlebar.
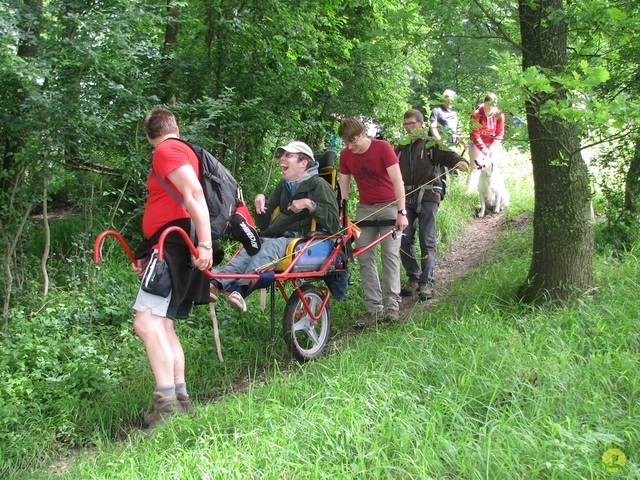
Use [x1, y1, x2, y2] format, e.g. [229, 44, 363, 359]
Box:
[93, 230, 136, 264]
[94, 224, 398, 279]
[93, 226, 200, 265]
[156, 226, 198, 261]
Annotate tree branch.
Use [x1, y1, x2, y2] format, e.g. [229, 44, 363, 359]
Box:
[470, 0, 525, 52]
[67, 157, 120, 176]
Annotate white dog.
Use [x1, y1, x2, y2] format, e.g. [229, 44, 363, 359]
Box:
[477, 161, 510, 218]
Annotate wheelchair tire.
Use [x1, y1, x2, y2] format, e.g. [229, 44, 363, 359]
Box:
[283, 285, 331, 362]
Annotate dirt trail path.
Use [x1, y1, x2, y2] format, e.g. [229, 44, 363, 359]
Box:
[434, 213, 505, 290]
[394, 211, 507, 318]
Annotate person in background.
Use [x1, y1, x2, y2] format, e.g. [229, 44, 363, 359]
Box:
[509, 113, 527, 127]
[467, 92, 505, 193]
[210, 141, 340, 310]
[429, 89, 462, 152]
[397, 109, 469, 300]
[132, 108, 213, 428]
[430, 89, 464, 177]
[338, 117, 408, 325]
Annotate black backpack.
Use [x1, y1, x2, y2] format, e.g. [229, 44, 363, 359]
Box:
[153, 138, 238, 239]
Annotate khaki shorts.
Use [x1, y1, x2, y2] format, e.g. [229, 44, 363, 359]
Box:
[132, 285, 193, 320]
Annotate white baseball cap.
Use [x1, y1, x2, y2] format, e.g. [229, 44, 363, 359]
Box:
[276, 141, 315, 161]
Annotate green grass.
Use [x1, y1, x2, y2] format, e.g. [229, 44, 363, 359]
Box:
[25, 154, 638, 479]
[6, 149, 639, 479]
[40, 236, 639, 479]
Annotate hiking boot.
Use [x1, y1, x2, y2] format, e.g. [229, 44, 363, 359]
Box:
[383, 309, 399, 323]
[227, 291, 247, 312]
[209, 283, 219, 303]
[143, 392, 178, 429]
[354, 310, 382, 328]
[418, 284, 434, 302]
[400, 282, 419, 297]
[176, 393, 194, 414]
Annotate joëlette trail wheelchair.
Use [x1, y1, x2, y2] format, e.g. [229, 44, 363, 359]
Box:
[93, 152, 398, 362]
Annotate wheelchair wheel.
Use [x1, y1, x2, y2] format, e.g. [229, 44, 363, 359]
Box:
[283, 285, 332, 362]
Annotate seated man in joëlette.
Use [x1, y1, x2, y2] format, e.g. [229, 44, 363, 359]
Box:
[210, 141, 340, 311]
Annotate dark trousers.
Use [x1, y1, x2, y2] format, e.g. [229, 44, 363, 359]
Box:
[400, 201, 438, 285]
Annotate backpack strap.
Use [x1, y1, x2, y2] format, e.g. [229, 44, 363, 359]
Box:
[153, 169, 184, 207]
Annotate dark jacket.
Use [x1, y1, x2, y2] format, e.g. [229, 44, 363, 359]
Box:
[256, 169, 340, 237]
[396, 140, 468, 205]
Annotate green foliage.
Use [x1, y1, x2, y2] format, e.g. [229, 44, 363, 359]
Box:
[395, 129, 439, 147]
[0, 307, 140, 475]
[2, 0, 640, 472]
[31, 206, 640, 479]
[409, 1, 523, 131]
[1, 0, 440, 314]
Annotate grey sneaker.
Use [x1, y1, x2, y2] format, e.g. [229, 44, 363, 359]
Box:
[227, 291, 247, 312]
[400, 282, 419, 297]
[383, 309, 399, 323]
[418, 284, 434, 301]
[354, 310, 382, 328]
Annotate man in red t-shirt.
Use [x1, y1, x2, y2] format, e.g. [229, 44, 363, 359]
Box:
[131, 108, 214, 428]
[338, 117, 408, 325]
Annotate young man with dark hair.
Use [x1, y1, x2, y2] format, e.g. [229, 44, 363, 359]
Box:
[338, 118, 408, 324]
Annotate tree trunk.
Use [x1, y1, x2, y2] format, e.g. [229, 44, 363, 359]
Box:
[623, 136, 640, 220]
[160, 0, 182, 104]
[41, 178, 50, 296]
[518, 0, 594, 302]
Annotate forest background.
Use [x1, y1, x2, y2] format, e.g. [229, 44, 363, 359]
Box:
[1, 0, 639, 477]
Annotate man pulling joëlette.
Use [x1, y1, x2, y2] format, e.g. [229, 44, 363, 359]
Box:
[396, 109, 469, 301]
[338, 117, 408, 325]
[132, 108, 214, 428]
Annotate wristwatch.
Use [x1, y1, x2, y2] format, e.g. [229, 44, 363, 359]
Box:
[398, 209, 407, 216]
[197, 241, 213, 249]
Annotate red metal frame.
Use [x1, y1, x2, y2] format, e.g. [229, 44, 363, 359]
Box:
[93, 225, 398, 321]
[93, 229, 135, 264]
[287, 284, 330, 325]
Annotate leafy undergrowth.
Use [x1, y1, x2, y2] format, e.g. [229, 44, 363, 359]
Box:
[7, 150, 638, 478]
[30, 216, 640, 479]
